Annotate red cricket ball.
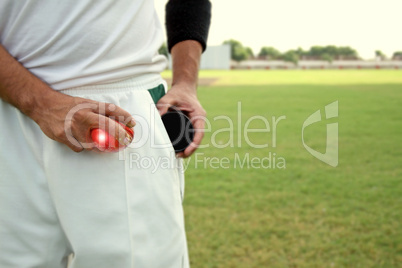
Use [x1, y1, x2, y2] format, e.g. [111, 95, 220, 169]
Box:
[90, 121, 134, 152]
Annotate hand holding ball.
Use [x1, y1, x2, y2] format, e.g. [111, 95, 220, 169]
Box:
[161, 109, 194, 153]
[90, 121, 134, 152]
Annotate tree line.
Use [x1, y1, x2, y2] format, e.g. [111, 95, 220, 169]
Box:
[158, 41, 402, 64]
[222, 39, 402, 64]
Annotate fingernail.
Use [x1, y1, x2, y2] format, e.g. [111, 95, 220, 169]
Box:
[127, 118, 136, 128]
[123, 134, 133, 146]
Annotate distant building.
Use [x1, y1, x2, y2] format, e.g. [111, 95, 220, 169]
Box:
[393, 54, 402, 61]
[232, 60, 402, 70]
[200, 44, 231, 70]
[166, 44, 230, 70]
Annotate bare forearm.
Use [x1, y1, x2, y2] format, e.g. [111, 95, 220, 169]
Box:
[0, 45, 134, 152]
[0, 45, 58, 121]
[170, 40, 203, 90]
[157, 40, 205, 157]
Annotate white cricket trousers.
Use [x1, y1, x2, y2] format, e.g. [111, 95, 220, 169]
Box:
[0, 75, 189, 268]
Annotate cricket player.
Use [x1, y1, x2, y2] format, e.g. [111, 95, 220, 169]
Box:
[0, 0, 211, 267]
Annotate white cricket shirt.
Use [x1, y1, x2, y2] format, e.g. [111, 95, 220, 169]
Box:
[0, 0, 167, 90]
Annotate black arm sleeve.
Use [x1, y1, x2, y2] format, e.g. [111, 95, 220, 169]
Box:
[165, 0, 212, 53]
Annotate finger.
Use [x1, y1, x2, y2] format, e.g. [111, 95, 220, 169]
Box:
[60, 118, 93, 151]
[70, 113, 130, 150]
[94, 102, 136, 128]
[182, 117, 205, 158]
[67, 144, 85, 153]
[192, 117, 205, 146]
[156, 96, 176, 116]
[96, 115, 133, 147]
[176, 152, 184, 158]
[111, 119, 133, 147]
[66, 121, 96, 150]
[63, 135, 85, 153]
[182, 142, 198, 158]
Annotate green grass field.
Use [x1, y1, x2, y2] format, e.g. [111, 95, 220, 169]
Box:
[163, 70, 402, 268]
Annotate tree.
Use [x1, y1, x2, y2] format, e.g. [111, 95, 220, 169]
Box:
[392, 51, 402, 60]
[223, 39, 249, 62]
[245, 47, 254, 59]
[158, 43, 168, 58]
[258, 46, 281, 60]
[305, 45, 358, 60]
[257, 45, 361, 62]
[282, 50, 299, 65]
[375, 50, 386, 60]
[295, 47, 306, 58]
[308, 46, 325, 59]
[323, 45, 339, 59]
[321, 53, 333, 64]
[337, 46, 358, 60]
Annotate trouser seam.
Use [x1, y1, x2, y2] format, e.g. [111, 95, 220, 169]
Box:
[40, 127, 73, 263]
[123, 150, 135, 268]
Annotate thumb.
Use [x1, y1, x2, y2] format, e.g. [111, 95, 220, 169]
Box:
[156, 95, 176, 116]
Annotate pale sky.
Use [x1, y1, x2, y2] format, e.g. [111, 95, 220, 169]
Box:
[154, 0, 402, 60]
